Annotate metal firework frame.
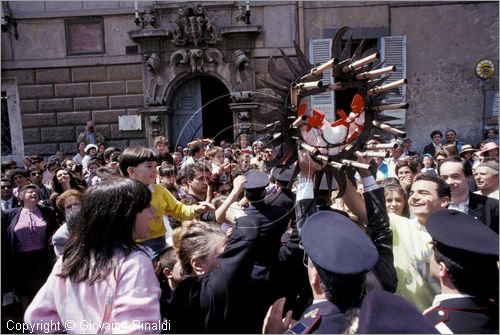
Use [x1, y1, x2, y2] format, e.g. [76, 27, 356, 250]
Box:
[260, 26, 408, 196]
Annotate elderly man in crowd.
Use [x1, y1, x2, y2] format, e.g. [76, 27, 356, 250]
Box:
[474, 159, 499, 199]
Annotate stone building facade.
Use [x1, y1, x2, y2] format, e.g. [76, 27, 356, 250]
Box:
[1, 1, 498, 164]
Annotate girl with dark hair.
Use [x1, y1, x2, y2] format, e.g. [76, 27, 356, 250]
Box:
[25, 178, 161, 333]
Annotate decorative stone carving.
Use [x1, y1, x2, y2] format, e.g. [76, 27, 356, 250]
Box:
[235, 6, 246, 25]
[140, 8, 157, 30]
[230, 91, 254, 102]
[145, 53, 166, 105]
[231, 50, 249, 71]
[168, 3, 219, 47]
[170, 48, 224, 73]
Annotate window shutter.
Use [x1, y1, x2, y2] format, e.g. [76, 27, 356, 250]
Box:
[309, 39, 335, 122]
[380, 36, 407, 126]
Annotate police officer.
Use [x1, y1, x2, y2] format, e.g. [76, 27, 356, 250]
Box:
[424, 209, 499, 334]
[263, 210, 379, 333]
[236, 169, 291, 333]
[267, 164, 296, 211]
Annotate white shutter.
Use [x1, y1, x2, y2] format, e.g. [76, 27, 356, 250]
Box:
[492, 91, 499, 117]
[309, 39, 335, 122]
[380, 36, 407, 127]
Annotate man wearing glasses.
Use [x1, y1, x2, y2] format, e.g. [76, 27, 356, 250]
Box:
[1, 178, 18, 210]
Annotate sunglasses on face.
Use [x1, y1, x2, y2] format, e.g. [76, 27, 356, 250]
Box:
[31, 172, 42, 177]
[1, 185, 12, 190]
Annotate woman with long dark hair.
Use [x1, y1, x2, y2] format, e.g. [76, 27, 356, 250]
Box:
[25, 178, 161, 333]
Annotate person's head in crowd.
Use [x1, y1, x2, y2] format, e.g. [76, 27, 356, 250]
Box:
[1, 160, 18, 177]
[10, 169, 29, 189]
[402, 138, 413, 150]
[302, 211, 378, 313]
[356, 289, 439, 334]
[55, 189, 83, 219]
[71, 164, 85, 183]
[23, 155, 32, 169]
[17, 184, 40, 208]
[211, 195, 228, 210]
[84, 144, 98, 158]
[158, 246, 185, 291]
[176, 144, 184, 153]
[158, 165, 177, 188]
[458, 144, 476, 162]
[422, 153, 435, 169]
[408, 174, 450, 225]
[243, 170, 269, 205]
[86, 160, 103, 184]
[119, 146, 158, 185]
[442, 143, 458, 157]
[434, 150, 449, 167]
[252, 140, 264, 157]
[102, 147, 121, 164]
[182, 147, 189, 157]
[427, 209, 499, 301]
[389, 144, 403, 160]
[445, 129, 457, 144]
[61, 159, 77, 173]
[186, 163, 211, 200]
[30, 155, 45, 170]
[395, 159, 417, 181]
[206, 146, 224, 167]
[430, 130, 443, 145]
[55, 150, 65, 162]
[485, 127, 498, 139]
[188, 143, 205, 160]
[90, 166, 121, 186]
[239, 133, 251, 149]
[172, 151, 183, 166]
[474, 160, 499, 197]
[51, 167, 83, 194]
[271, 164, 295, 189]
[173, 220, 227, 276]
[384, 183, 410, 218]
[97, 143, 106, 155]
[479, 142, 499, 158]
[238, 153, 252, 170]
[438, 156, 472, 203]
[76, 141, 87, 155]
[215, 182, 231, 197]
[1, 177, 14, 201]
[154, 136, 170, 156]
[58, 177, 154, 283]
[28, 168, 44, 186]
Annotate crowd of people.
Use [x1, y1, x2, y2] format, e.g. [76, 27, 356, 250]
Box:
[1, 121, 499, 334]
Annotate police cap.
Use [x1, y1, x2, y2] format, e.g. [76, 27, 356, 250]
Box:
[271, 164, 295, 184]
[426, 209, 499, 261]
[357, 290, 439, 334]
[243, 170, 269, 190]
[301, 211, 378, 275]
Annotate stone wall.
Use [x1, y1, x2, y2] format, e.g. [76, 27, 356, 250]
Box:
[2, 64, 146, 157]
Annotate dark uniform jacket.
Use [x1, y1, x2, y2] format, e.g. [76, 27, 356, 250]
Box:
[285, 300, 347, 334]
[423, 143, 439, 157]
[424, 296, 499, 334]
[468, 192, 499, 234]
[168, 202, 288, 333]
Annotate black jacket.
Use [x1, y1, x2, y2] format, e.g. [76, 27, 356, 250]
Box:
[468, 192, 499, 233]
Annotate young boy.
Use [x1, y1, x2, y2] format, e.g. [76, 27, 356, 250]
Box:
[119, 146, 213, 258]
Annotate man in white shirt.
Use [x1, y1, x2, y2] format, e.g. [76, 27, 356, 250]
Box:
[438, 156, 499, 233]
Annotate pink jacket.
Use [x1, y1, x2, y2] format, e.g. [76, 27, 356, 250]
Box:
[24, 250, 161, 334]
